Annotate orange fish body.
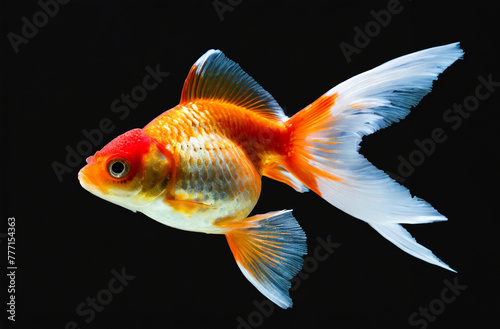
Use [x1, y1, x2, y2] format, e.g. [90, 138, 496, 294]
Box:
[79, 44, 463, 308]
[141, 99, 285, 233]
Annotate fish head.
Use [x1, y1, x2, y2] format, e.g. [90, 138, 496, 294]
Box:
[78, 128, 174, 211]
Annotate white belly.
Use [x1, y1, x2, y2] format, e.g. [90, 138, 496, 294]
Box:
[138, 196, 239, 234]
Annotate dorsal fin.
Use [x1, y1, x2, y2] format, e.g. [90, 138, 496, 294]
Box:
[180, 49, 288, 121]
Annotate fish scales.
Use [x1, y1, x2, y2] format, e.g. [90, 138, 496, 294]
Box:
[143, 100, 283, 220]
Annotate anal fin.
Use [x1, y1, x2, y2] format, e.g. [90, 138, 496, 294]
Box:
[261, 164, 309, 193]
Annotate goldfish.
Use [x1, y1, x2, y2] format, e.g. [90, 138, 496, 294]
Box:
[78, 42, 463, 308]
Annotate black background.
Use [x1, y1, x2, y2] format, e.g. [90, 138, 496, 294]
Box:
[1, 1, 499, 329]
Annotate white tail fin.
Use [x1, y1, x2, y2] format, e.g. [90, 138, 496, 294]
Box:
[369, 223, 455, 272]
[283, 43, 463, 272]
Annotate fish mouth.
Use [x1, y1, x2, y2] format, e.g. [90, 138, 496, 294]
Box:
[78, 166, 140, 213]
[78, 167, 99, 193]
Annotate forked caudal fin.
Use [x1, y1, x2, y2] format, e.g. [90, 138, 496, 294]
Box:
[215, 210, 307, 309]
[282, 42, 463, 272]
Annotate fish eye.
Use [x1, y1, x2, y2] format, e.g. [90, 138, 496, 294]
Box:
[107, 158, 131, 179]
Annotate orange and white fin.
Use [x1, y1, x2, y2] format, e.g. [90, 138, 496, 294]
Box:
[217, 210, 307, 308]
[261, 164, 309, 192]
[282, 43, 463, 272]
[180, 49, 288, 121]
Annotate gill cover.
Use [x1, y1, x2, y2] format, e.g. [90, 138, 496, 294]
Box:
[79, 128, 173, 206]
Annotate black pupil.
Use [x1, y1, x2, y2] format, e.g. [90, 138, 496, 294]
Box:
[111, 161, 125, 176]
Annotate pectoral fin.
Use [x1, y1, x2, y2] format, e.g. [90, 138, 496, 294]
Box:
[164, 199, 214, 216]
